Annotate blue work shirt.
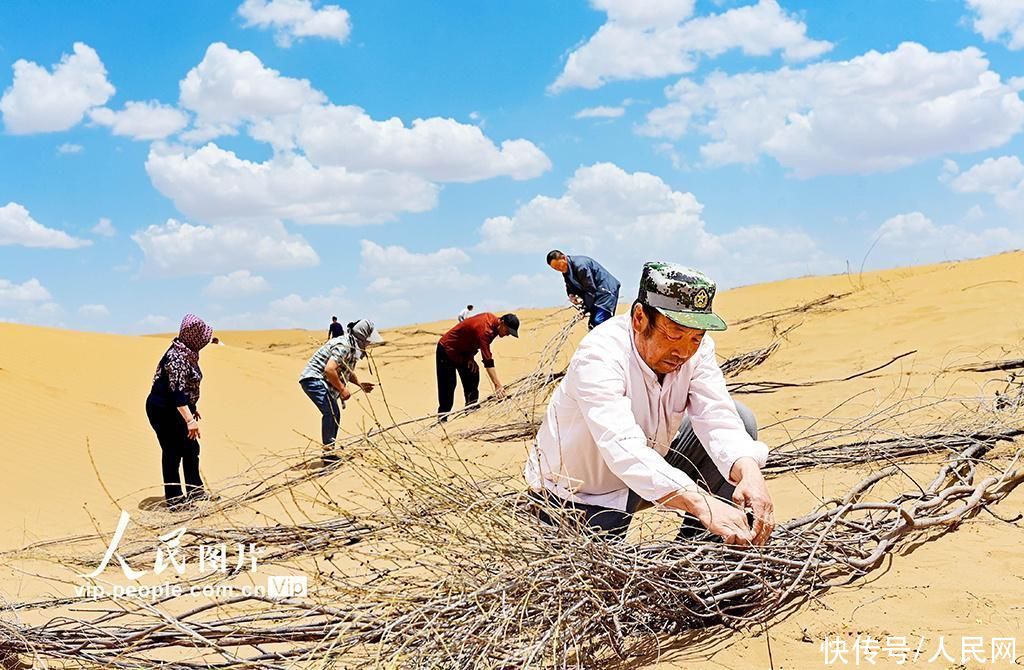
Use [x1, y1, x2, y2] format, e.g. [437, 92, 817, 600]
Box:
[563, 255, 621, 315]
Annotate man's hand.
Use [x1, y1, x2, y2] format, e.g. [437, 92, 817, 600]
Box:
[568, 294, 583, 306]
[729, 457, 775, 545]
[662, 489, 753, 545]
[485, 366, 505, 400]
[339, 386, 352, 402]
[359, 382, 375, 394]
[186, 418, 201, 440]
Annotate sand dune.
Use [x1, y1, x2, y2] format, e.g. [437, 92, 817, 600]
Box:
[1, 252, 1023, 667]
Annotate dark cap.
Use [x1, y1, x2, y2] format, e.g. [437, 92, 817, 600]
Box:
[500, 313, 520, 338]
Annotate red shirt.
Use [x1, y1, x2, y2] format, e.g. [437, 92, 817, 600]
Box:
[439, 312, 500, 368]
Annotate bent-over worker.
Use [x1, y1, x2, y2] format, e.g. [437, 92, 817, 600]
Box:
[546, 250, 621, 330]
[436, 312, 519, 420]
[300, 319, 384, 463]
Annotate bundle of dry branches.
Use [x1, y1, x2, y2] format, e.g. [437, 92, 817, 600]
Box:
[732, 292, 852, 330]
[2, 419, 1020, 669]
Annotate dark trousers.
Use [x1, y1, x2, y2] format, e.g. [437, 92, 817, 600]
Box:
[436, 344, 480, 416]
[300, 378, 341, 446]
[533, 401, 758, 539]
[146, 394, 204, 506]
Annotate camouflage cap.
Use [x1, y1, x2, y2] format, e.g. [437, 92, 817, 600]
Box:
[637, 261, 727, 331]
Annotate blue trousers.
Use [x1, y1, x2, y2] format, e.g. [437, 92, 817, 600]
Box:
[588, 288, 619, 329]
[300, 378, 341, 446]
[532, 400, 758, 539]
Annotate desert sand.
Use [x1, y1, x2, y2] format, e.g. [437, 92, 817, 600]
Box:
[1, 252, 1023, 668]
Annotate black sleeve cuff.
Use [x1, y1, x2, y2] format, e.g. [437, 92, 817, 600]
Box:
[482, 358, 495, 369]
[171, 390, 190, 407]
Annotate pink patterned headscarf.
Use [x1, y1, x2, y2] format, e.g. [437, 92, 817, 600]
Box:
[173, 313, 213, 364]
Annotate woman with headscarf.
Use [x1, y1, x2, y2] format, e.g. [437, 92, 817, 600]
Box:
[146, 314, 214, 509]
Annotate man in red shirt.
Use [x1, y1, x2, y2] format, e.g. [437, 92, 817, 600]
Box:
[436, 312, 520, 420]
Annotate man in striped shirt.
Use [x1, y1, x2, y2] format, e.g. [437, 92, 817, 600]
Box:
[300, 320, 384, 463]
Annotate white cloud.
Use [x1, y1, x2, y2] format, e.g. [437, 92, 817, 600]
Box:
[238, 0, 351, 47]
[144, 43, 550, 260]
[180, 123, 238, 144]
[179, 42, 326, 133]
[0, 278, 51, 303]
[92, 217, 116, 237]
[146, 142, 438, 225]
[654, 141, 686, 169]
[505, 272, 566, 308]
[131, 218, 319, 275]
[550, 0, 831, 92]
[591, 0, 697, 26]
[871, 211, 1023, 266]
[0, 281, 64, 326]
[949, 155, 1024, 195]
[89, 100, 189, 140]
[251, 104, 552, 182]
[478, 162, 835, 288]
[204, 270, 271, 298]
[507, 272, 548, 288]
[641, 42, 1024, 177]
[948, 154, 1024, 211]
[359, 240, 479, 295]
[574, 106, 625, 119]
[213, 286, 355, 329]
[78, 303, 110, 317]
[480, 162, 709, 253]
[967, 0, 1024, 49]
[0, 42, 115, 134]
[267, 287, 350, 326]
[153, 43, 550, 235]
[712, 225, 830, 285]
[0, 202, 91, 248]
[136, 314, 174, 331]
[57, 143, 83, 155]
[941, 158, 961, 182]
[22, 302, 64, 324]
[176, 44, 549, 182]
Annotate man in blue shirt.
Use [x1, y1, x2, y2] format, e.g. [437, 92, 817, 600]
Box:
[547, 250, 621, 329]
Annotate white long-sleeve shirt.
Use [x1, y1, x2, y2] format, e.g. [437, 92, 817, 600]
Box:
[524, 315, 769, 511]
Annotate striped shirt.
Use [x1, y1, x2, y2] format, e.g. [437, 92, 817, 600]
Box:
[299, 336, 360, 396]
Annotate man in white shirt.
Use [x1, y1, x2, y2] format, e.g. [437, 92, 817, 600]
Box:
[525, 262, 775, 545]
[458, 304, 474, 322]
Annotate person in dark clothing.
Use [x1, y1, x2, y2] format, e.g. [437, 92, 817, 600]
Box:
[436, 312, 519, 420]
[546, 250, 621, 330]
[328, 316, 345, 340]
[146, 313, 214, 510]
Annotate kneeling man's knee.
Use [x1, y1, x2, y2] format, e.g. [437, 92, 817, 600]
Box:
[733, 401, 758, 440]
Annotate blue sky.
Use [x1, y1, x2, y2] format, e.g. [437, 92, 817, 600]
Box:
[2, 0, 1024, 333]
